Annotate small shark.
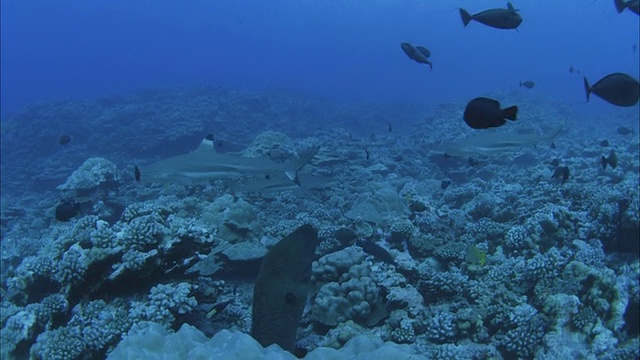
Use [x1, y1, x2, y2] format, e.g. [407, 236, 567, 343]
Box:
[136, 136, 318, 186]
[444, 127, 562, 158]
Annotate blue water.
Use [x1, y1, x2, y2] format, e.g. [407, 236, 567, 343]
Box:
[2, 0, 638, 116]
[1, 1, 639, 359]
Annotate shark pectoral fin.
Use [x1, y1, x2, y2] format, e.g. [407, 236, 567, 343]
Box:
[284, 146, 320, 185]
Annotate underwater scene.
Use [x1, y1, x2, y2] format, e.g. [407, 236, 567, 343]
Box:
[1, 1, 639, 359]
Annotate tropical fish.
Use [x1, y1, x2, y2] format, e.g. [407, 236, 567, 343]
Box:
[136, 136, 318, 186]
[444, 127, 562, 158]
[55, 201, 80, 222]
[463, 97, 518, 129]
[400, 42, 433, 70]
[519, 81, 535, 89]
[584, 73, 640, 107]
[206, 299, 233, 319]
[356, 239, 395, 265]
[617, 126, 634, 135]
[552, 166, 570, 184]
[614, 0, 640, 15]
[465, 245, 486, 266]
[59, 134, 71, 145]
[459, 2, 522, 30]
[602, 150, 618, 170]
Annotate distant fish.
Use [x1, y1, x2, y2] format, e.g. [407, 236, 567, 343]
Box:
[617, 126, 634, 135]
[601, 150, 618, 170]
[206, 299, 233, 319]
[551, 166, 570, 184]
[468, 157, 480, 167]
[465, 245, 486, 266]
[519, 81, 535, 89]
[55, 201, 80, 222]
[59, 134, 71, 145]
[356, 239, 395, 265]
[614, 0, 640, 15]
[463, 97, 518, 129]
[550, 158, 560, 167]
[387, 122, 393, 132]
[400, 42, 433, 70]
[134, 166, 141, 181]
[441, 179, 451, 189]
[569, 66, 574, 74]
[599, 139, 610, 147]
[584, 73, 640, 107]
[459, 2, 522, 29]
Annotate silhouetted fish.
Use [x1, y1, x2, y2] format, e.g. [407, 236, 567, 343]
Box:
[459, 2, 522, 29]
[55, 201, 80, 222]
[400, 42, 433, 70]
[599, 139, 610, 147]
[356, 239, 395, 265]
[602, 150, 618, 170]
[463, 97, 518, 129]
[519, 81, 535, 89]
[552, 166, 570, 184]
[441, 179, 451, 189]
[617, 126, 634, 135]
[569, 66, 574, 74]
[614, 0, 640, 15]
[584, 73, 640, 107]
[59, 134, 71, 145]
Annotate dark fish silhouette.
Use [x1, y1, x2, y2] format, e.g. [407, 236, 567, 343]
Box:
[617, 126, 634, 135]
[584, 73, 640, 107]
[550, 159, 560, 167]
[134, 166, 141, 181]
[552, 166, 570, 184]
[615, 0, 640, 15]
[400, 42, 433, 70]
[441, 179, 451, 189]
[55, 201, 80, 222]
[356, 239, 395, 265]
[601, 150, 618, 170]
[599, 139, 610, 147]
[59, 134, 71, 145]
[519, 81, 535, 89]
[459, 2, 522, 29]
[463, 97, 518, 129]
[569, 66, 574, 74]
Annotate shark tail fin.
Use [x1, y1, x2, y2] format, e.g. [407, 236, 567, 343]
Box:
[284, 146, 319, 185]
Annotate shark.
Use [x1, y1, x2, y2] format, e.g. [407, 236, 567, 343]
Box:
[135, 136, 318, 186]
[443, 127, 562, 158]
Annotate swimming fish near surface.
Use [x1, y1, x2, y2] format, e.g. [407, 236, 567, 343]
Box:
[459, 2, 522, 29]
[584, 73, 640, 107]
[463, 97, 518, 129]
[136, 136, 318, 186]
[444, 127, 562, 158]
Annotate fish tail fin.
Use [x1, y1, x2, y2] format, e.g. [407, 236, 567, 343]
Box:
[583, 77, 592, 102]
[459, 8, 472, 26]
[502, 106, 518, 121]
[614, 0, 627, 13]
[284, 146, 319, 185]
[427, 60, 433, 71]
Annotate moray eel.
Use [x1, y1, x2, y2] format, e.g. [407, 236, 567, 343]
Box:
[251, 224, 319, 352]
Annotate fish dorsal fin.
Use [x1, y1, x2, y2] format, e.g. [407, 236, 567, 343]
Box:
[507, 2, 519, 11]
[193, 136, 217, 155]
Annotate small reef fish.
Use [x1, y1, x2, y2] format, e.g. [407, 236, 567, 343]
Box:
[552, 166, 570, 184]
[465, 245, 486, 266]
[599, 139, 610, 147]
[602, 150, 618, 170]
[519, 81, 535, 89]
[206, 299, 234, 319]
[463, 97, 518, 129]
[615, 0, 640, 15]
[400, 42, 433, 70]
[55, 201, 80, 222]
[356, 239, 395, 265]
[59, 134, 71, 145]
[584, 73, 640, 107]
[444, 126, 562, 158]
[459, 2, 522, 30]
[617, 126, 634, 135]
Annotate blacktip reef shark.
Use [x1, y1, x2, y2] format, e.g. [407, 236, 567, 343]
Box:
[135, 135, 318, 186]
[444, 126, 563, 158]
